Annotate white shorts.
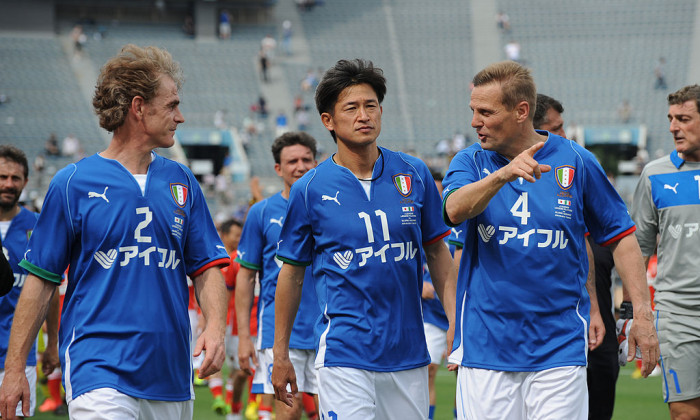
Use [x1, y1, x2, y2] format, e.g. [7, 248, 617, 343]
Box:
[68, 387, 193, 420]
[424, 322, 447, 365]
[0, 366, 36, 417]
[455, 365, 587, 420]
[316, 366, 428, 420]
[225, 333, 240, 370]
[252, 348, 318, 394]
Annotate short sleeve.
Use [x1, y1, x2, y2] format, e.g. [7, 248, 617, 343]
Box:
[276, 175, 314, 266]
[441, 148, 482, 226]
[235, 201, 265, 270]
[630, 169, 658, 256]
[182, 169, 230, 276]
[581, 153, 635, 245]
[19, 167, 76, 283]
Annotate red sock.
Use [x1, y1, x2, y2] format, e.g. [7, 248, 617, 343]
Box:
[231, 401, 243, 414]
[225, 380, 233, 405]
[302, 393, 316, 416]
[258, 404, 273, 420]
[209, 377, 223, 398]
[48, 377, 62, 402]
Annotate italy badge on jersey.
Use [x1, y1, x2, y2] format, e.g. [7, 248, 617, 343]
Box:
[393, 174, 412, 196]
[170, 183, 188, 207]
[555, 166, 575, 190]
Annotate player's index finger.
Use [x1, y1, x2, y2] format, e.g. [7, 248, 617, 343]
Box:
[526, 141, 546, 155]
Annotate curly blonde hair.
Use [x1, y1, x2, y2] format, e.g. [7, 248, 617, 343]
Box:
[92, 44, 183, 132]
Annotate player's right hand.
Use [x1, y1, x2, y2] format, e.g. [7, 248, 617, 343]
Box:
[238, 336, 258, 376]
[0, 369, 30, 419]
[498, 141, 551, 184]
[271, 356, 297, 407]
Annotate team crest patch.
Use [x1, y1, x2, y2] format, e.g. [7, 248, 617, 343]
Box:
[393, 174, 412, 196]
[555, 166, 575, 190]
[170, 183, 188, 207]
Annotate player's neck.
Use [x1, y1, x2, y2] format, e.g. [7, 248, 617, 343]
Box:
[101, 139, 154, 175]
[333, 144, 380, 180]
[0, 205, 21, 222]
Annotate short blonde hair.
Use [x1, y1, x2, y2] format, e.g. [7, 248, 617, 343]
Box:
[472, 61, 536, 119]
[92, 44, 183, 132]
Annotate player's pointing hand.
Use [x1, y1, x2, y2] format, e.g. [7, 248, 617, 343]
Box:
[499, 141, 551, 184]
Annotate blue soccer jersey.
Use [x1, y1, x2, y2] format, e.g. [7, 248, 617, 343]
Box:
[442, 132, 634, 371]
[276, 147, 450, 372]
[235, 192, 320, 350]
[0, 207, 39, 369]
[19, 153, 229, 402]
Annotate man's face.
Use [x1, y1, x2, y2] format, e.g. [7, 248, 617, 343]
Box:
[321, 83, 382, 147]
[539, 107, 566, 137]
[141, 76, 185, 149]
[0, 158, 27, 211]
[668, 99, 700, 162]
[275, 144, 317, 189]
[221, 224, 242, 251]
[470, 82, 523, 157]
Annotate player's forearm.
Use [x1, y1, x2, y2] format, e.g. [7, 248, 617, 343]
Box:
[234, 267, 256, 340]
[45, 286, 60, 348]
[194, 267, 228, 334]
[5, 274, 56, 372]
[444, 174, 506, 225]
[273, 264, 304, 361]
[425, 241, 457, 322]
[610, 235, 653, 320]
[585, 240, 601, 316]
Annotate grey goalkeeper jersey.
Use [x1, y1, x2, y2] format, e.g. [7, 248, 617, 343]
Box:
[631, 151, 700, 315]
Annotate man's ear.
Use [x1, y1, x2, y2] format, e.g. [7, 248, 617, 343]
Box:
[515, 100, 530, 123]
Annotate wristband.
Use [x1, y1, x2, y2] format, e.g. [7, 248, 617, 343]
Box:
[620, 301, 633, 319]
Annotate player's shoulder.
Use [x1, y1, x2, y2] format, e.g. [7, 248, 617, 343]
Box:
[640, 153, 676, 178]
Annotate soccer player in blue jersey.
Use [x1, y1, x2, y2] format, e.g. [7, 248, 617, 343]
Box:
[632, 85, 700, 420]
[0, 145, 48, 419]
[271, 58, 457, 420]
[442, 61, 659, 419]
[235, 131, 320, 420]
[0, 45, 229, 420]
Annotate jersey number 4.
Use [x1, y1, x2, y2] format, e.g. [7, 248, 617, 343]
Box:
[510, 192, 530, 225]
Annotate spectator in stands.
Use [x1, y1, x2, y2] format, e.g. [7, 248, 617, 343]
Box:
[259, 48, 269, 83]
[281, 20, 293, 56]
[219, 10, 232, 40]
[654, 57, 667, 90]
[60, 133, 80, 159]
[300, 68, 318, 92]
[618, 99, 634, 124]
[44, 133, 60, 157]
[261, 34, 277, 62]
[504, 39, 521, 63]
[275, 111, 289, 136]
[182, 15, 195, 38]
[495, 10, 511, 33]
[70, 25, 86, 57]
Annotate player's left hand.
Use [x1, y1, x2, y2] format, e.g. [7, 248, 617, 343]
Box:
[445, 321, 457, 371]
[271, 356, 297, 407]
[41, 343, 60, 377]
[588, 310, 605, 351]
[194, 326, 225, 378]
[627, 307, 660, 377]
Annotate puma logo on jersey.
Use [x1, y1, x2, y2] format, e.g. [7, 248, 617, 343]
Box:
[322, 191, 341, 205]
[664, 183, 679, 194]
[88, 186, 109, 203]
[216, 245, 226, 251]
[270, 217, 284, 227]
[94, 249, 118, 269]
[482, 168, 491, 176]
[477, 224, 495, 242]
[451, 228, 463, 239]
